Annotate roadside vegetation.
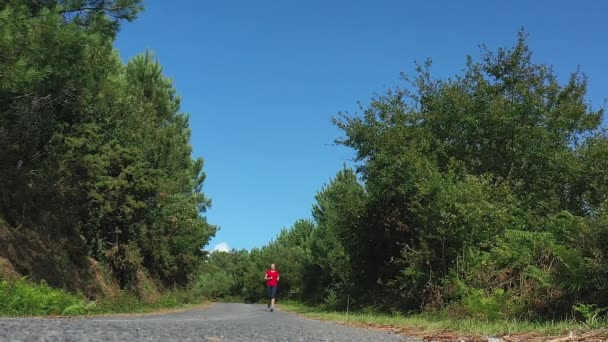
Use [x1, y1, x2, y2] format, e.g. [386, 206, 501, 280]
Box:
[0, 277, 210, 316]
[2, 1, 608, 337]
[196, 32, 608, 337]
[279, 302, 608, 341]
[0, 0, 215, 315]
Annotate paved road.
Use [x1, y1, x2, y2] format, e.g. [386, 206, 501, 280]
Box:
[0, 303, 417, 341]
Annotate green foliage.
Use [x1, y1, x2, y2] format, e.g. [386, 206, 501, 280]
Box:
[450, 228, 588, 319]
[193, 271, 235, 299]
[573, 304, 608, 329]
[88, 289, 201, 314]
[267, 220, 315, 298]
[281, 301, 588, 337]
[208, 31, 608, 325]
[459, 288, 508, 321]
[319, 31, 606, 318]
[307, 168, 363, 304]
[0, 280, 203, 317]
[192, 249, 259, 302]
[3, 0, 606, 328]
[0, 0, 215, 297]
[0, 278, 89, 316]
[192, 220, 318, 303]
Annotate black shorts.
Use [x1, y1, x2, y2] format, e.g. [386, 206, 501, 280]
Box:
[267, 285, 277, 299]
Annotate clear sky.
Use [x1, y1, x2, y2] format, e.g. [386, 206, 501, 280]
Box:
[114, 0, 607, 251]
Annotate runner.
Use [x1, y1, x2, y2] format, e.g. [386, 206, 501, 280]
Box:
[264, 263, 280, 312]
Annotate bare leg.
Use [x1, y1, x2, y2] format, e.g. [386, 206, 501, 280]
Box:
[271, 298, 275, 309]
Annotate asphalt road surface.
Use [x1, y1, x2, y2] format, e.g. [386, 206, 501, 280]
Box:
[0, 303, 418, 341]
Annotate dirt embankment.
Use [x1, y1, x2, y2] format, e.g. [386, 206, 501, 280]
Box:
[0, 221, 117, 298]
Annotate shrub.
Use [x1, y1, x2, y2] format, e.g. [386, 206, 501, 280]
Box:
[0, 278, 89, 316]
[192, 271, 234, 299]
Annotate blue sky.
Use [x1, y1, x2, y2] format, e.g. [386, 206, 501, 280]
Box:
[115, 0, 607, 251]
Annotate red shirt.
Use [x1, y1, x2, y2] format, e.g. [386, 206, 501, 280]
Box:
[266, 270, 279, 286]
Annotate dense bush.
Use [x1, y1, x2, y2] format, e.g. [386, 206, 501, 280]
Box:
[204, 32, 608, 323]
[0, 0, 215, 295]
[0, 278, 90, 316]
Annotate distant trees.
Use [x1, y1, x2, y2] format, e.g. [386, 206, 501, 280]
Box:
[0, 0, 215, 294]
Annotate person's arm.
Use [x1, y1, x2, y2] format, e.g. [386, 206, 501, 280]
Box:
[264, 272, 271, 280]
[277, 272, 280, 282]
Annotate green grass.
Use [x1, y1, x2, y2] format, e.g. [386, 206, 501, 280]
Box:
[87, 290, 204, 315]
[279, 301, 592, 337]
[0, 278, 206, 317]
[0, 278, 91, 316]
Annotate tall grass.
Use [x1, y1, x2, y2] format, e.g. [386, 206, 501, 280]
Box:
[279, 301, 594, 336]
[0, 278, 206, 317]
[0, 278, 90, 316]
[88, 289, 205, 315]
